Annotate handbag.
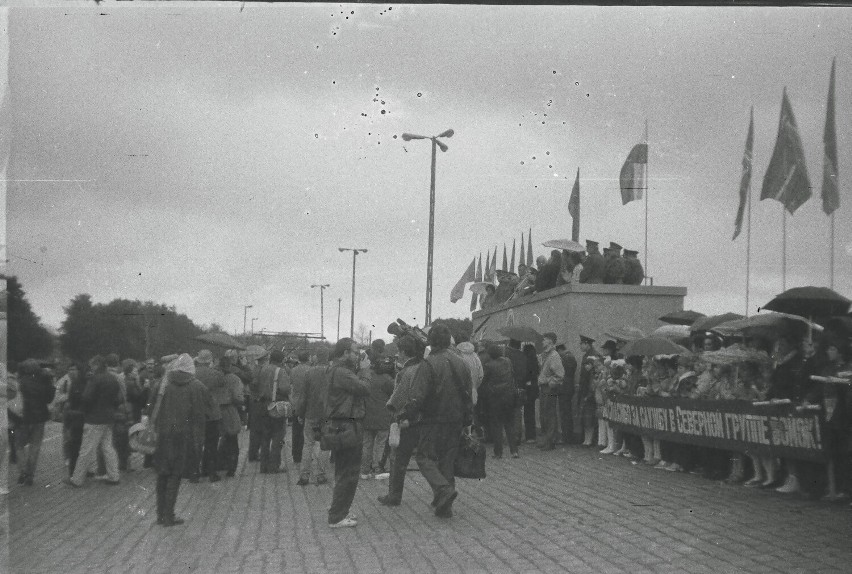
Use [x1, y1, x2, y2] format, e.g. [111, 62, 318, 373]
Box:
[388, 421, 400, 448]
[266, 367, 292, 419]
[319, 419, 361, 451]
[453, 429, 486, 479]
[129, 379, 167, 455]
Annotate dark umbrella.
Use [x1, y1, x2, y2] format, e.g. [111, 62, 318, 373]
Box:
[195, 332, 247, 350]
[497, 325, 543, 343]
[690, 312, 745, 335]
[658, 310, 706, 326]
[762, 286, 852, 319]
[620, 336, 691, 357]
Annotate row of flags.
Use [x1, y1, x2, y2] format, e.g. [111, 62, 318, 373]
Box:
[734, 57, 840, 240]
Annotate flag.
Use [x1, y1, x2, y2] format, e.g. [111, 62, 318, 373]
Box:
[822, 58, 839, 215]
[502, 244, 508, 272]
[760, 87, 812, 214]
[569, 168, 580, 241]
[450, 258, 476, 303]
[510, 239, 516, 274]
[492, 247, 497, 279]
[619, 143, 647, 205]
[519, 232, 526, 268]
[733, 107, 754, 240]
[471, 253, 483, 312]
[527, 228, 533, 267]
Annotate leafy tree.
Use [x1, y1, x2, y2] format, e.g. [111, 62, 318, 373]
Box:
[5, 276, 54, 362]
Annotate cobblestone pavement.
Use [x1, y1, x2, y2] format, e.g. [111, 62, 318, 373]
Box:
[7, 422, 852, 573]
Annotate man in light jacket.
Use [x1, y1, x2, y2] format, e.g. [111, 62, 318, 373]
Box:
[537, 332, 564, 451]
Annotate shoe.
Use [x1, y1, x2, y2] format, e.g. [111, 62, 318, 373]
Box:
[525, 439, 536, 444]
[103, 479, 120, 485]
[600, 446, 615, 455]
[162, 517, 185, 527]
[297, 477, 310, 486]
[316, 476, 328, 485]
[743, 477, 764, 487]
[511, 452, 520, 459]
[17, 475, 26, 485]
[329, 517, 357, 528]
[62, 478, 81, 488]
[665, 463, 683, 472]
[434, 489, 458, 516]
[776, 475, 801, 494]
[226, 471, 235, 478]
[23, 476, 33, 486]
[435, 506, 453, 518]
[374, 472, 390, 480]
[821, 492, 849, 502]
[0, 487, 9, 495]
[378, 494, 401, 506]
[208, 474, 221, 483]
[359, 473, 373, 480]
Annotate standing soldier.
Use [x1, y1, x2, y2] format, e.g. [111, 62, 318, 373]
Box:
[579, 240, 605, 284]
[603, 242, 626, 284]
[577, 335, 599, 446]
[623, 249, 645, 285]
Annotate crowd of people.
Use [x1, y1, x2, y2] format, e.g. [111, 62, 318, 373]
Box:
[5, 313, 850, 529]
[481, 240, 645, 310]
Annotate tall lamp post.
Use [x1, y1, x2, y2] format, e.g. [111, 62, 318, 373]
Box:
[401, 128, 454, 326]
[251, 317, 258, 335]
[243, 304, 253, 335]
[338, 248, 367, 338]
[311, 283, 330, 340]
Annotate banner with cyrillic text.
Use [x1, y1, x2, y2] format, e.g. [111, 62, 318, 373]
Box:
[604, 396, 826, 462]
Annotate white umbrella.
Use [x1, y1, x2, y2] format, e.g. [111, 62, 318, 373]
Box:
[542, 239, 585, 252]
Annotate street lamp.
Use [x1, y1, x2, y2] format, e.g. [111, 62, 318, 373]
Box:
[401, 128, 454, 326]
[311, 283, 330, 340]
[251, 317, 258, 335]
[338, 247, 368, 338]
[243, 304, 253, 335]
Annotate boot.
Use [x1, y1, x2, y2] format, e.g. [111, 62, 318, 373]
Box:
[725, 455, 745, 484]
[776, 472, 801, 494]
[600, 426, 616, 454]
[582, 428, 594, 447]
[163, 475, 184, 524]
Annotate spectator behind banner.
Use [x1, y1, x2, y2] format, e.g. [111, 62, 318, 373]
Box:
[579, 240, 604, 284]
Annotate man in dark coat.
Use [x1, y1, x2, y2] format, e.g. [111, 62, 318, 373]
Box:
[405, 324, 473, 518]
[149, 354, 207, 526]
[504, 339, 527, 445]
[253, 350, 291, 474]
[194, 349, 225, 482]
[577, 335, 599, 446]
[604, 242, 627, 284]
[294, 346, 331, 486]
[481, 344, 518, 459]
[13, 359, 55, 486]
[535, 250, 562, 292]
[579, 240, 605, 283]
[555, 344, 578, 444]
[623, 249, 645, 285]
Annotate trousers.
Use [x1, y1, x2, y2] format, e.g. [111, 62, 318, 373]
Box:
[328, 443, 362, 524]
[415, 423, 461, 503]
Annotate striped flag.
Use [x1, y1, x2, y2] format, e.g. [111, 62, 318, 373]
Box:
[569, 168, 580, 241]
[822, 58, 839, 215]
[450, 258, 476, 303]
[733, 108, 754, 240]
[619, 143, 648, 205]
[760, 88, 812, 214]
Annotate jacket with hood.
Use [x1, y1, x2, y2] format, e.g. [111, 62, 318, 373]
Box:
[457, 342, 483, 405]
[149, 370, 208, 475]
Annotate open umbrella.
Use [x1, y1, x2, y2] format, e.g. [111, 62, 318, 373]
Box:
[762, 286, 851, 319]
[469, 281, 494, 295]
[244, 344, 269, 359]
[542, 239, 585, 252]
[497, 325, 543, 343]
[690, 312, 745, 334]
[658, 310, 706, 326]
[195, 332, 246, 350]
[602, 326, 646, 343]
[620, 336, 691, 357]
[650, 324, 692, 344]
[701, 346, 772, 365]
[712, 312, 823, 337]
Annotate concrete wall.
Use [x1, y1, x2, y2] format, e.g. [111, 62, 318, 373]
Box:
[471, 283, 687, 358]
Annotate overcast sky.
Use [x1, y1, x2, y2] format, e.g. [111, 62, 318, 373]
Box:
[4, 3, 852, 341]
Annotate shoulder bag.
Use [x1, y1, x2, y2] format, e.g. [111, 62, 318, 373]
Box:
[129, 380, 167, 455]
[266, 367, 292, 418]
[319, 367, 362, 451]
[444, 356, 485, 479]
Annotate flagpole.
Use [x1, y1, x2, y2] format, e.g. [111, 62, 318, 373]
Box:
[644, 119, 649, 285]
[746, 172, 752, 317]
[782, 206, 787, 292]
[830, 213, 835, 289]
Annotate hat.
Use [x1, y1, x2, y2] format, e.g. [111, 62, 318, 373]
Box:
[609, 242, 622, 251]
[586, 239, 598, 247]
[195, 349, 213, 365]
[602, 340, 618, 351]
[173, 353, 196, 375]
[543, 332, 558, 343]
[580, 335, 595, 345]
[624, 249, 638, 257]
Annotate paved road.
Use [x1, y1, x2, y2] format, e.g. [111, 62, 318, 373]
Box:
[6, 422, 852, 573]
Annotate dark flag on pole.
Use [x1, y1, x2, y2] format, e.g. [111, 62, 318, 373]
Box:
[519, 232, 526, 269]
[471, 253, 483, 312]
[527, 228, 533, 266]
[733, 108, 755, 240]
[760, 88, 812, 214]
[619, 143, 648, 205]
[822, 58, 839, 215]
[450, 258, 476, 303]
[502, 244, 508, 272]
[490, 247, 497, 283]
[510, 239, 516, 274]
[569, 168, 580, 242]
